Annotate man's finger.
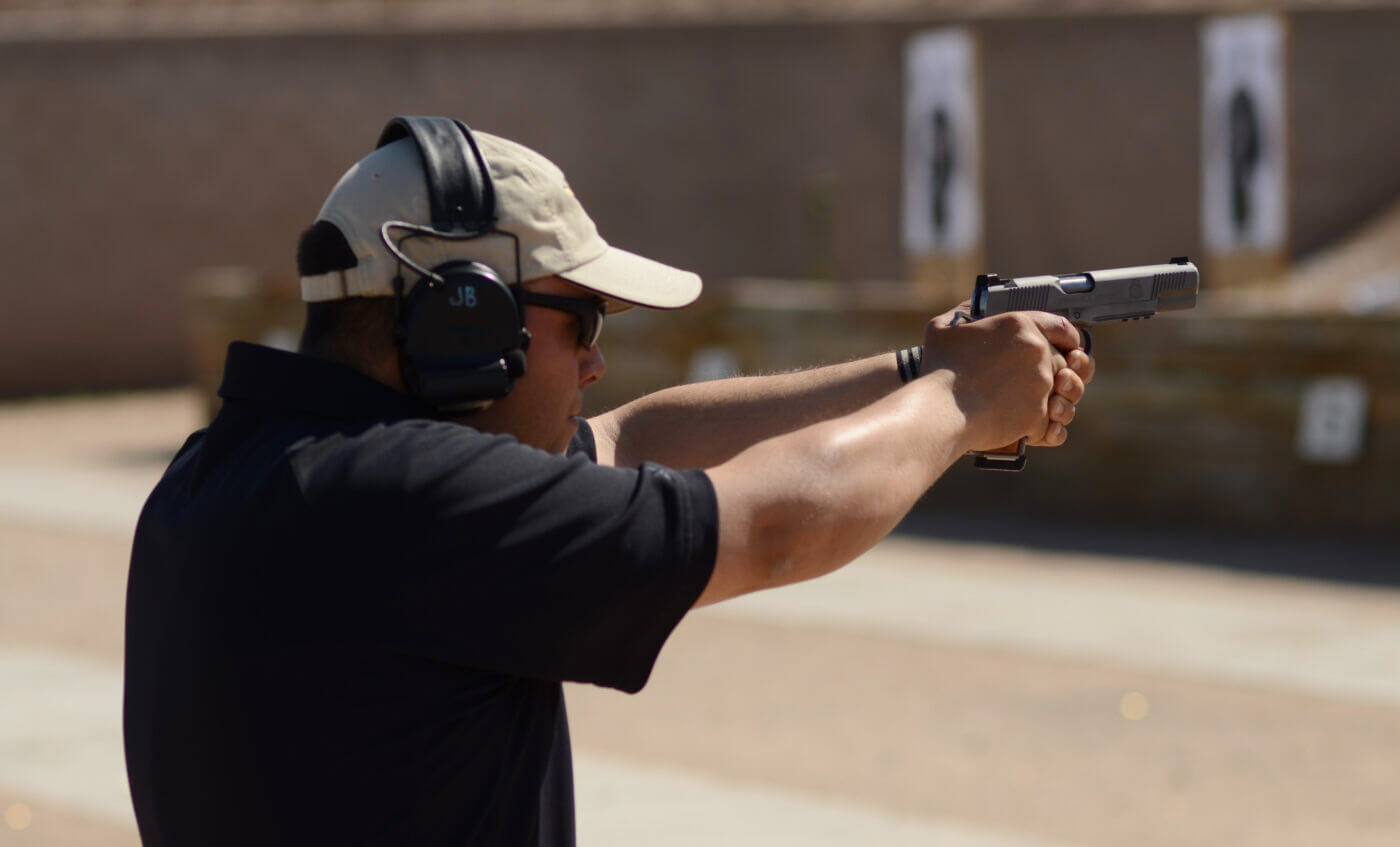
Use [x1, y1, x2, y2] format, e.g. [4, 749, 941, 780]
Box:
[1054, 368, 1086, 404]
[1049, 395, 1076, 426]
[1025, 312, 1083, 352]
[1067, 348, 1096, 385]
[930, 299, 975, 329]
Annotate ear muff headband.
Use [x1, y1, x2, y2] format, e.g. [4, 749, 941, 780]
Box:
[376, 116, 522, 286]
[377, 116, 495, 233]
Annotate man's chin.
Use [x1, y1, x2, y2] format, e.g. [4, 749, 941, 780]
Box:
[555, 416, 581, 454]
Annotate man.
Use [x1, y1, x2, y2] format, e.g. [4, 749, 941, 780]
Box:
[124, 118, 1092, 845]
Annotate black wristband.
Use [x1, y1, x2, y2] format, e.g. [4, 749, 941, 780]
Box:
[896, 345, 924, 384]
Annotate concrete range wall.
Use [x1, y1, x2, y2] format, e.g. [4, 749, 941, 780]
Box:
[3, 9, 1400, 396]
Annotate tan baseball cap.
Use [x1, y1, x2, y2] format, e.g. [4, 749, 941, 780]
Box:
[300, 129, 702, 312]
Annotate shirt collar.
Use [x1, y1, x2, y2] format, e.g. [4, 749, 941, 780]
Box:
[218, 342, 435, 422]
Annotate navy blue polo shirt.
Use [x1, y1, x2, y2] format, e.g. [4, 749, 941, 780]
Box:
[124, 342, 718, 846]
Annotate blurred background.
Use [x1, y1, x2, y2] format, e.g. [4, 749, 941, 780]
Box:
[0, 1, 1397, 845]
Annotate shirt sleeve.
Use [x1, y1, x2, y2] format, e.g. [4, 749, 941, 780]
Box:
[567, 417, 598, 461]
[295, 419, 718, 694]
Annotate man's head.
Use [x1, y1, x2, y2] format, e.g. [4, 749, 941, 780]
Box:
[296, 118, 702, 452]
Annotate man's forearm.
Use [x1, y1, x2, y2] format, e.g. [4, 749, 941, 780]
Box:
[590, 351, 907, 468]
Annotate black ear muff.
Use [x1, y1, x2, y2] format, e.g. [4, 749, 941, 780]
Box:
[376, 116, 529, 413]
[397, 261, 531, 415]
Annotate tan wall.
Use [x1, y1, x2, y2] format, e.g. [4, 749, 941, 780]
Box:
[1290, 10, 1400, 252]
[3, 10, 1400, 396]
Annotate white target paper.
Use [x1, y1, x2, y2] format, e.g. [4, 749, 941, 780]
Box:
[903, 29, 981, 256]
[1201, 14, 1288, 253]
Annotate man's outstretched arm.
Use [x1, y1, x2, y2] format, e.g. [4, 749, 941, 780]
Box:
[695, 310, 1084, 606]
[589, 305, 1093, 470]
[590, 350, 905, 469]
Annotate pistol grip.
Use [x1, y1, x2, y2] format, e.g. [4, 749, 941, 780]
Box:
[971, 438, 1028, 472]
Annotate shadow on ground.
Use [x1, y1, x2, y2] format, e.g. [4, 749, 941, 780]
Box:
[896, 507, 1399, 588]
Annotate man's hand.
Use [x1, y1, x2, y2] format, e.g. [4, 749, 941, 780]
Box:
[921, 301, 1095, 453]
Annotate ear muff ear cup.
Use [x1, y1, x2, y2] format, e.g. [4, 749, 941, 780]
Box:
[397, 261, 531, 414]
[376, 115, 532, 414]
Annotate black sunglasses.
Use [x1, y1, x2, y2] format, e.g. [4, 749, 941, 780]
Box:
[516, 290, 606, 348]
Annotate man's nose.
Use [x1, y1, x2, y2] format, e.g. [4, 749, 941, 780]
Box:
[579, 344, 606, 388]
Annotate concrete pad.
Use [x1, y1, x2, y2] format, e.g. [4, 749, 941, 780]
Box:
[576, 753, 1075, 847]
[709, 536, 1400, 705]
[0, 645, 1075, 847]
[0, 389, 193, 536]
[0, 647, 132, 825]
[570, 607, 1400, 847]
[0, 784, 140, 847]
[0, 466, 161, 536]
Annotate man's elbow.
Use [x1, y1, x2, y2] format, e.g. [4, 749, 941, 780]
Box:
[699, 479, 835, 608]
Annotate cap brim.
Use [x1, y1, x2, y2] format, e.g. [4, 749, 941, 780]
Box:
[557, 246, 702, 312]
